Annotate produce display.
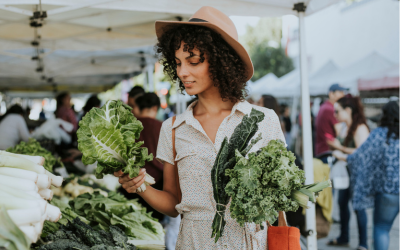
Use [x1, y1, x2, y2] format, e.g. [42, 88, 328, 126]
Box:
[211, 108, 331, 242]
[0, 150, 63, 249]
[77, 100, 154, 192]
[6, 138, 63, 172]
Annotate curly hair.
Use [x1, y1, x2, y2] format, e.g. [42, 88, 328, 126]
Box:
[337, 94, 369, 146]
[380, 101, 399, 143]
[156, 25, 248, 103]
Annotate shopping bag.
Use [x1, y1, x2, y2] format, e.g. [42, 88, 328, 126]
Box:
[330, 160, 349, 189]
[267, 211, 301, 250]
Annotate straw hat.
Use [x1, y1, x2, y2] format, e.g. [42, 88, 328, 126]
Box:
[155, 6, 254, 81]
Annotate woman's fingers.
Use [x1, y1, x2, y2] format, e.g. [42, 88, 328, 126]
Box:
[120, 169, 147, 191]
[114, 170, 124, 177]
[126, 176, 146, 194]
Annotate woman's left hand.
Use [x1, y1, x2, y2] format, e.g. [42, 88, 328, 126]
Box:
[333, 150, 347, 161]
[326, 138, 342, 150]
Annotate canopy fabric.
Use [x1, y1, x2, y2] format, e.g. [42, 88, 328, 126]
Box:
[261, 53, 395, 97]
[358, 64, 399, 91]
[0, 0, 341, 93]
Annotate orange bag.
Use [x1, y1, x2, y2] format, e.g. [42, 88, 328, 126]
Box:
[267, 211, 301, 250]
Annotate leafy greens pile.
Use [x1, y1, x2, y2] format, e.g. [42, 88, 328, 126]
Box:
[7, 138, 62, 172]
[225, 139, 331, 229]
[36, 192, 164, 249]
[211, 108, 264, 242]
[77, 100, 154, 192]
[38, 217, 137, 250]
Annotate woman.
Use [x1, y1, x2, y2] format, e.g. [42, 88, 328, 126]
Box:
[327, 95, 370, 250]
[82, 95, 101, 116]
[114, 6, 285, 249]
[55, 92, 78, 132]
[334, 101, 399, 250]
[0, 104, 31, 150]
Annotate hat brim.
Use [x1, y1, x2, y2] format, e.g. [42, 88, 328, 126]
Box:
[155, 20, 254, 82]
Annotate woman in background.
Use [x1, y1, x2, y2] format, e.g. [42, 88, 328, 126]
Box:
[0, 104, 30, 149]
[334, 101, 399, 250]
[327, 95, 370, 250]
[55, 92, 78, 132]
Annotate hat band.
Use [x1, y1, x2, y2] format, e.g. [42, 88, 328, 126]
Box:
[189, 18, 207, 22]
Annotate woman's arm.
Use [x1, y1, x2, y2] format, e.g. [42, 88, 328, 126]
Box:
[354, 124, 369, 148]
[115, 162, 180, 217]
[326, 138, 355, 154]
[333, 128, 380, 164]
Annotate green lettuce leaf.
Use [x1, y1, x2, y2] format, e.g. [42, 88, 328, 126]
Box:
[77, 100, 153, 179]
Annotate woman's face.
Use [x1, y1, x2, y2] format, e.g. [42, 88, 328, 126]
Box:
[63, 94, 71, 107]
[175, 41, 214, 96]
[334, 103, 351, 123]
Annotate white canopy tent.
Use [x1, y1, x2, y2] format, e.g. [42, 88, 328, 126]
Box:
[264, 52, 395, 98]
[0, 1, 344, 248]
[247, 72, 278, 97]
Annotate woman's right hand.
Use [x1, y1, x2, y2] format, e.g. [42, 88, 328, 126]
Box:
[114, 168, 146, 194]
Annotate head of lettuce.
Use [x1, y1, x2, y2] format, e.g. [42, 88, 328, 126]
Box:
[77, 100, 154, 192]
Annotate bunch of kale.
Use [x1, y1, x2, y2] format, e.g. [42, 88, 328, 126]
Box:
[210, 108, 264, 242]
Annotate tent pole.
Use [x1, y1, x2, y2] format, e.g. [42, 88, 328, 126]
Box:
[297, 6, 317, 250]
[147, 63, 154, 92]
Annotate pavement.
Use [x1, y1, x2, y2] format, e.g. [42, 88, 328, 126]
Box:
[306, 192, 399, 250]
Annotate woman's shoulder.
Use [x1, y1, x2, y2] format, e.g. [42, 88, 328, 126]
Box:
[355, 123, 369, 135]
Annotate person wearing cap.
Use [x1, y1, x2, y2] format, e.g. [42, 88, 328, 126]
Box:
[114, 6, 285, 249]
[127, 86, 145, 117]
[315, 83, 348, 162]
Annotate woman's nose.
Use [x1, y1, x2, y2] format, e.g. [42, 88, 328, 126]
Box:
[177, 64, 189, 79]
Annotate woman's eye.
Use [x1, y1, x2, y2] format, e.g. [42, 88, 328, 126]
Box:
[190, 62, 199, 66]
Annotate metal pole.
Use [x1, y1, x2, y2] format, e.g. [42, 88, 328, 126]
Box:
[297, 7, 317, 250]
[147, 63, 154, 92]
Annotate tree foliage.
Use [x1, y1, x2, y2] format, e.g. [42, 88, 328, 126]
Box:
[240, 18, 294, 81]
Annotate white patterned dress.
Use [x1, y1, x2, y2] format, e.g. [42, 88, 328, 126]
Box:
[156, 100, 285, 250]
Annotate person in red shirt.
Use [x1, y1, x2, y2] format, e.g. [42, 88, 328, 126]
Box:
[315, 84, 347, 163]
[120, 92, 165, 221]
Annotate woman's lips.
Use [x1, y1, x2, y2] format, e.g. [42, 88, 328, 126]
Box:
[183, 81, 195, 88]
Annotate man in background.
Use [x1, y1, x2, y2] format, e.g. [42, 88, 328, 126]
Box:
[315, 83, 348, 163]
[127, 86, 145, 117]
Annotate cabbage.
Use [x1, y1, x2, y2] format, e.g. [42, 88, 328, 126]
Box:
[77, 100, 154, 189]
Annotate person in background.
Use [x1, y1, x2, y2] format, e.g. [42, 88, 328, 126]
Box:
[333, 101, 399, 250]
[0, 104, 31, 150]
[257, 94, 280, 116]
[127, 86, 145, 117]
[119, 92, 165, 220]
[55, 92, 78, 132]
[257, 94, 285, 135]
[281, 103, 292, 148]
[315, 83, 347, 162]
[81, 95, 101, 119]
[326, 95, 370, 250]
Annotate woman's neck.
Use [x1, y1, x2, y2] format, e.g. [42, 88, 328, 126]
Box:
[346, 118, 352, 129]
[194, 90, 235, 115]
